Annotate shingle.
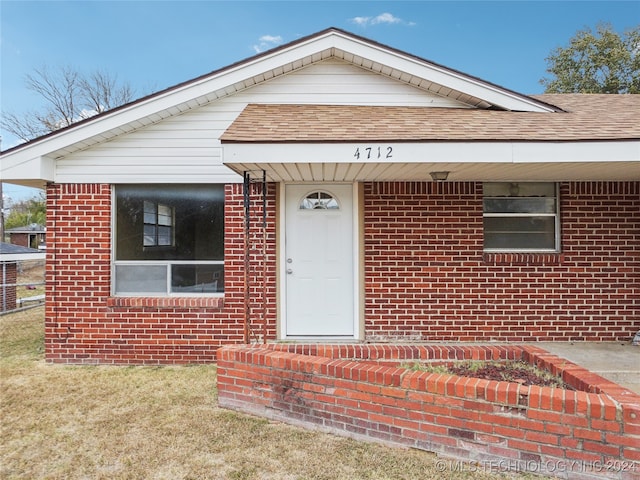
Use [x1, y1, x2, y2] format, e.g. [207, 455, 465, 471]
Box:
[220, 95, 640, 143]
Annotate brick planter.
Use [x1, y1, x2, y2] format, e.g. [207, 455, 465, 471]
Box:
[217, 344, 640, 480]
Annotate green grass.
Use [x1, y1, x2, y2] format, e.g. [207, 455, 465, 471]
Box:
[1, 307, 532, 479]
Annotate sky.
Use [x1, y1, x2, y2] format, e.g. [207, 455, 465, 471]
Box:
[1, 0, 638, 201]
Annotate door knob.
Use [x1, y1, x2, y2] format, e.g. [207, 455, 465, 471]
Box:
[286, 268, 293, 274]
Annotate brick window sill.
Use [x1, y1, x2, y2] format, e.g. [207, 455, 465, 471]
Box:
[483, 252, 564, 266]
[107, 296, 224, 309]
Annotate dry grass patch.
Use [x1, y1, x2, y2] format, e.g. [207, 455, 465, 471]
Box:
[1, 307, 528, 479]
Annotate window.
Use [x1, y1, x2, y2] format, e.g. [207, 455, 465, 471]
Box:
[143, 201, 173, 246]
[483, 183, 559, 251]
[300, 191, 339, 210]
[114, 185, 224, 295]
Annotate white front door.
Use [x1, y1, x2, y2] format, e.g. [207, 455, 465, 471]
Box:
[284, 184, 354, 337]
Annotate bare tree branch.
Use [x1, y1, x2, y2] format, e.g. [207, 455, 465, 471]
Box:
[1, 65, 136, 143]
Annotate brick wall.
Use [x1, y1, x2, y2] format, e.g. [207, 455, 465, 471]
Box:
[1, 262, 17, 311]
[44, 180, 638, 363]
[8, 233, 29, 248]
[364, 182, 639, 342]
[44, 183, 277, 364]
[217, 344, 640, 480]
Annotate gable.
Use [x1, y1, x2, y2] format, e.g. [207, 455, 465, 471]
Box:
[3, 27, 637, 187]
[53, 59, 471, 185]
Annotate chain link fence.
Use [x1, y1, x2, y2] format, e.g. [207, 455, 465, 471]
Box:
[1, 259, 45, 314]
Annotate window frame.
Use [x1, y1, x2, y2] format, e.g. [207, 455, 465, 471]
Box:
[111, 185, 225, 297]
[482, 182, 560, 253]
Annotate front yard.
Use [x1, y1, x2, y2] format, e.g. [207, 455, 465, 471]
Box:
[0, 307, 526, 479]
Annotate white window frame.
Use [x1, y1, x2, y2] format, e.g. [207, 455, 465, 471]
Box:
[483, 182, 560, 253]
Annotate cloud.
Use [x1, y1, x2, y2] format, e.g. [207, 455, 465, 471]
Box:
[349, 12, 415, 27]
[252, 35, 284, 53]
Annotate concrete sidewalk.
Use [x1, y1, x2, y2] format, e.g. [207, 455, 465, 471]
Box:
[533, 342, 640, 394]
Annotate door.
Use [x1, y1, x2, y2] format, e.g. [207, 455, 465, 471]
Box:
[285, 184, 354, 337]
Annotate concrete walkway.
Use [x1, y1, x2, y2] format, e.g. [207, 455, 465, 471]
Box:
[533, 342, 640, 394]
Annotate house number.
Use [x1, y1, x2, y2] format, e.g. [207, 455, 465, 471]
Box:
[353, 146, 393, 160]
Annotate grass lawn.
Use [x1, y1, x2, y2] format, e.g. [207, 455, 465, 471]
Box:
[1, 307, 528, 479]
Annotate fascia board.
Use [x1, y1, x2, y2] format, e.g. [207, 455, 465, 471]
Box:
[0, 253, 46, 262]
[1, 154, 54, 185]
[223, 140, 640, 167]
[328, 34, 555, 113]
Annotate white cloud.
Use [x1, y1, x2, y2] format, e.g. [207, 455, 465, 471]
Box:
[351, 16, 371, 26]
[349, 12, 414, 27]
[372, 13, 401, 25]
[252, 34, 284, 53]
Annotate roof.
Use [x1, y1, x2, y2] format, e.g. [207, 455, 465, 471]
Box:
[1, 27, 638, 187]
[0, 242, 46, 262]
[6, 224, 46, 234]
[0, 28, 557, 155]
[221, 94, 640, 143]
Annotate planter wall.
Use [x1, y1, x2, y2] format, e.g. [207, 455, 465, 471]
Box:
[218, 344, 640, 480]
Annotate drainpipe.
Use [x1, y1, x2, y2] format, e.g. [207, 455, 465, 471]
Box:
[243, 171, 251, 344]
[261, 170, 267, 344]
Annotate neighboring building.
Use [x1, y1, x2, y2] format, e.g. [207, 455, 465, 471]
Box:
[6, 224, 46, 250]
[1, 28, 638, 364]
[0, 243, 45, 312]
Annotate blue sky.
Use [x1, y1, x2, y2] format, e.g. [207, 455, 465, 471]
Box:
[1, 0, 638, 200]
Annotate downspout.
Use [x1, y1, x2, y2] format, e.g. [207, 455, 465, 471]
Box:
[243, 172, 251, 344]
[261, 170, 267, 344]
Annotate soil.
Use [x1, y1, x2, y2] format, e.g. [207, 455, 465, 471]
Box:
[407, 360, 573, 389]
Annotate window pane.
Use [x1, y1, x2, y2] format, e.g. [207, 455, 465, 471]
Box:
[116, 184, 224, 261]
[115, 265, 167, 293]
[171, 264, 224, 293]
[143, 224, 156, 246]
[484, 217, 556, 250]
[157, 204, 172, 226]
[484, 197, 556, 214]
[484, 182, 556, 197]
[143, 212, 156, 224]
[157, 226, 172, 246]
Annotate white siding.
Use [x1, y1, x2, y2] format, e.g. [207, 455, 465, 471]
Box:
[56, 60, 467, 184]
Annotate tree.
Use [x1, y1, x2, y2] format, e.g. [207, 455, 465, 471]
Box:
[3, 193, 46, 230]
[1, 65, 135, 142]
[541, 23, 640, 94]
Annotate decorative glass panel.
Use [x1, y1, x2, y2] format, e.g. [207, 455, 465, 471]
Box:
[300, 191, 339, 210]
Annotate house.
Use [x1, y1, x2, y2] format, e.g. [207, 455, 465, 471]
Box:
[6, 224, 46, 250]
[1, 28, 638, 364]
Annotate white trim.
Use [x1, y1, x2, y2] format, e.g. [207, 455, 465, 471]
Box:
[224, 141, 640, 182]
[0, 253, 46, 262]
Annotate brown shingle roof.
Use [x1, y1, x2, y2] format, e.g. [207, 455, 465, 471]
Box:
[221, 94, 640, 143]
